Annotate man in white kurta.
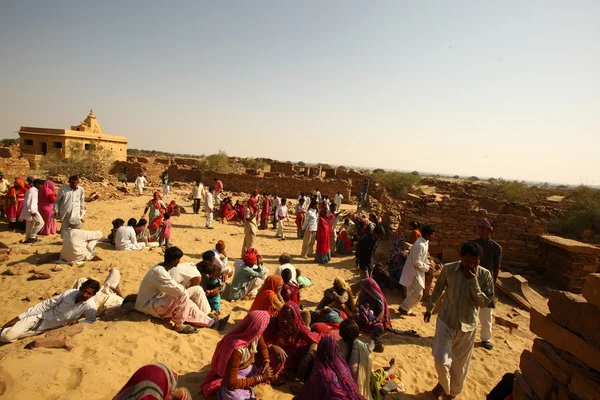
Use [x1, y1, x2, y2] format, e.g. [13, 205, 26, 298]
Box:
[54, 175, 86, 236]
[334, 192, 344, 208]
[115, 225, 146, 251]
[205, 188, 215, 229]
[135, 247, 214, 334]
[169, 261, 212, 315]
[274, 253, 297, 284]
[399, 225, 436, 316]
[134, 174, 147, 196]
[0, 280, 99, 342]
[60, 222, 103, 262]
[73, 269, 123, 315]
[190, 180, 205, 214]
[20, 179, 45, 243]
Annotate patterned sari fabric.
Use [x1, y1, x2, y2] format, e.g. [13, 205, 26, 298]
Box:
[113, 363, 181, 400]
[296, 335, 366, 400]
[38, 180, 57, 234]
[250, 275, 284, 317]
[357, 279, 391, 332]
[199, 311, 270, 398]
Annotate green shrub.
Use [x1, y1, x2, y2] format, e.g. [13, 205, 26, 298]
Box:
[298, 161, 306, 167]
[197, 150, 240, 173]
[372, 168, 385, 174]
[241, 158, 268, 170]
[39, 142, 114, 179]
[373, 171, 421, 198]
[0, 138, 19, 146]
[479, 179, 536, 203]
[549, 187, 600, 244]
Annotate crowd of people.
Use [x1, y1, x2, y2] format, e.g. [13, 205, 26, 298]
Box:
[0, 172, 505, 400]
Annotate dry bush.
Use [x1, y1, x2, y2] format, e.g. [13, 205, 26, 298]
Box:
[39, 142, 114, 180]
[478, 179, 536, 203]
[549, 186, 600, 244]
[197, 150, 240, 173]
[241, 158, 268, 170]
[373, 171, 421, 198]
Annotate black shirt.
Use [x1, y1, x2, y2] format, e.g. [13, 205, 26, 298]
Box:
[472, 238, 502, 274]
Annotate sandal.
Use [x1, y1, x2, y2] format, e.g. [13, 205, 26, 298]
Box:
[177, 325, 198, 334]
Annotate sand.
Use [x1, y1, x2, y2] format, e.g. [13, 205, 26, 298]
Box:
[0, 186, 535, 399]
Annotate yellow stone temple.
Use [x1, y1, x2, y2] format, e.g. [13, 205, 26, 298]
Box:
[18, 110, 128, 162]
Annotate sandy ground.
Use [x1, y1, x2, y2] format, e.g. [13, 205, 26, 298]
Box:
[0, 186, 535, 399]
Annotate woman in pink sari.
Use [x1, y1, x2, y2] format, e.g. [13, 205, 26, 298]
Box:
[38, 180, 57, 235]
[259, 193, 270, 230]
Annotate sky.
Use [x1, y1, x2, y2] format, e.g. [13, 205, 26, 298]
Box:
[1, 1, 599, 185]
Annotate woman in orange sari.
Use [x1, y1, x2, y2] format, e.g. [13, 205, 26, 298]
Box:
[6, 177, 28, 227]
[250, 275, 284, 317]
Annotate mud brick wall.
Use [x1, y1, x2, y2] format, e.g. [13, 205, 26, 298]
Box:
[270, 162, 296, 175]
[515, 274, 600, 400]
[400, 198, 547, 272]
[539, 235, 600, 293]
[0, 158, 31, 179]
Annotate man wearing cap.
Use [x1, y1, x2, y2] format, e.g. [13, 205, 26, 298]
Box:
[470, 218, 502, 351]
[0, 172, 8, 217]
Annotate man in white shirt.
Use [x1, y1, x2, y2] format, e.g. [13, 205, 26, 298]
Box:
[399, 225, 436, 316]
[300, 201, 319, 258]
[190, 180, 205, 214]
[271, 194, 281, 230]
[134, 173, 147, 196]
[0, 279, 100, 342]
[60, 222, 103, 262]
[0, 172, 9, 217]
[115, 223, 146, 251]
[54, 175, 85, 236]
[72, 269, 123, 315]
[20, 179, 45, 243]
[314, 188, 322, 204]
[134, 247, 218, 334]
[334, 191, 344, 208]
[205, 187, 215, 229]
[274, 253, 297, 284]
[169, 261, 212, 315]
[275, 197, 289, 240]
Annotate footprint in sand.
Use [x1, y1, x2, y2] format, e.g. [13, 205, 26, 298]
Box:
[66, 368, 83, 391]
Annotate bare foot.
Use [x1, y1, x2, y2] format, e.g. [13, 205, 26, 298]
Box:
[386, 358, 397, 378]
[91, 255, 103, 261]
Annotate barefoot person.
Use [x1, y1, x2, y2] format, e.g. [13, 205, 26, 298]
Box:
[0, 279, 100, 343]
[60, 221, 103, 262]
[424, 242, 495, 400]
[134, 247, 217, 334]
[399, 225, 435, 316]
[471, 218, 502, 351]
[114, 363, 191, 400]
[199, 311, 272, 399]
[54, 175, 85, 235]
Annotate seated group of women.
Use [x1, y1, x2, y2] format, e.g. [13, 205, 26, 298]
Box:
[219, 197, 245, 224]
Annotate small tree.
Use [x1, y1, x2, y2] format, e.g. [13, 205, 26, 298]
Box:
[549, 186, 600, 244]
[411, 171, 420, 176]
[373, 171, 421, 198]
[39, 141, 114, 180]
[373, 168, 385, 174]
[298, 161, 306, 167]
[197, 150, 240, 173]
[241, 158, 268, 170]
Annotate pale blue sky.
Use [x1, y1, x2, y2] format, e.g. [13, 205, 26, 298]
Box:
[1, 1, 598, 184]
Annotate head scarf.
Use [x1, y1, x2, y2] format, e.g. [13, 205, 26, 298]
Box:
[199, 311, 270, 398]
[334, 277, 356, 314]
[252, 189, 259, 196]
[478, 218, 494, 231]
[153, 191, 163, 200]
[216, 240, 226, 254]
[297, 335, 366, 400]
[359, 278, 391, 328]
[14, 177, 26, 189]
[263, 301, 317, 346]
[250, 275, 284, 316]
[242, 248, 258, 266]
[38, 180, 56, 205]
[113, 363, 180, 400]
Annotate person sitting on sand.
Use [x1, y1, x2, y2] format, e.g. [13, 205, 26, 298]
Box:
[198, 261, 223, 316]
[0, 279, 100, 343]
[115, 218, 147, 251]
[60, 221, 103, 263]
[280, 269, 301, 307]
[108, 218, 124, 246]
[229, 248, 268, 301]
[263, 302, 319, 384]
[316, 277, 355, 315]
[135, 218, 159, 246]
[114, 362, 191, 400]
[73, 269, 123, 315]
[250, 275, 284, 317]
[295, 335, 364, 400]
[169, 260, 213, 316]
[355, 278, 391, 353]
[199, 311, 272, 399]
[339, 319, 399, 400]
[134, 247, 224, 334]
[273, 253, 297, 284]
[208, 240, 233, 279]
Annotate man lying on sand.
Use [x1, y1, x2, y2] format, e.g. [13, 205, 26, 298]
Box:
[0, 279, 100, 343]
[73, 269, 124, 315]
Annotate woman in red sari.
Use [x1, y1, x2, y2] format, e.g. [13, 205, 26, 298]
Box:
[259, 193, 270, 230]
[250, 275, 284, 317]
[6, 177, 28, 227]
[234, 200, 245, 221]
[263, 302, 319, 384]
[315, 208, 335, 264]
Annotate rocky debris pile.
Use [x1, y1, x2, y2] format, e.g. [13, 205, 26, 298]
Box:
[514, 273, 600, 399]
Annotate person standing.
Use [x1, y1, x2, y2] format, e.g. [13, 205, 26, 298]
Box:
[271, 193, 281, 230]
[191, 180, 204, 214]
[213, 177, 224, 202]
[205, 187, 215, 229]
[37, 180, 57, 235]
[20, 179, 45, 243]
[300, 201, 318, 258]
[334, 191, 344, 209]
[358, 179, 369, 210]
[0, 172, 9, 217]
[161, 172, 170, 199]
[275, 197, 288, 240]
[424, 242, 494, 400]
[259, 191, 270, 230]
[134, 173, 147, 196]
[314, 188, 322, 204]
[295, 198, 306, 239]
[355, 225, 385, 278]
[399, 225, 435, 316]
[241, 196, 259, 257]
[54, 175, 85, 235]
[471, 218, 501, 351]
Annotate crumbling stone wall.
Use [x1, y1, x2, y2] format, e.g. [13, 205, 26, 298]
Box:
[270, 162, 296, 175]
[0, 158, 30, 179]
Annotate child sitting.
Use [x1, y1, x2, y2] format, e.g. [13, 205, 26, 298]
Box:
[199, 261, 222, 316]
[158, 213, 172, 247]
[281, 268, 301, 307]
[355, 303, 376, 327]
[296, 269, 312, 288]
[108, 218, 125, 246]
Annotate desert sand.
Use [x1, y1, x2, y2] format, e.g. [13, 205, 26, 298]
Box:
[0, 185, 535, 399]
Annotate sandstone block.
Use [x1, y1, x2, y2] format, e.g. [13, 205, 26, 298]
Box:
[569, 370, 600, 400]
[530, 308, 600, 372]
[512, 373, 538, 400]
[548, 290, 600, 347]
[531, 339, 582, 386]
[582, 273, 600, 309]
[520, 350, 555, 399]
[28, 272, 51, 280]
[5, 263, 32, 276]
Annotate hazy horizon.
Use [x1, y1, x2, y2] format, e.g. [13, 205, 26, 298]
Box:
[1, 1, 598, 185]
